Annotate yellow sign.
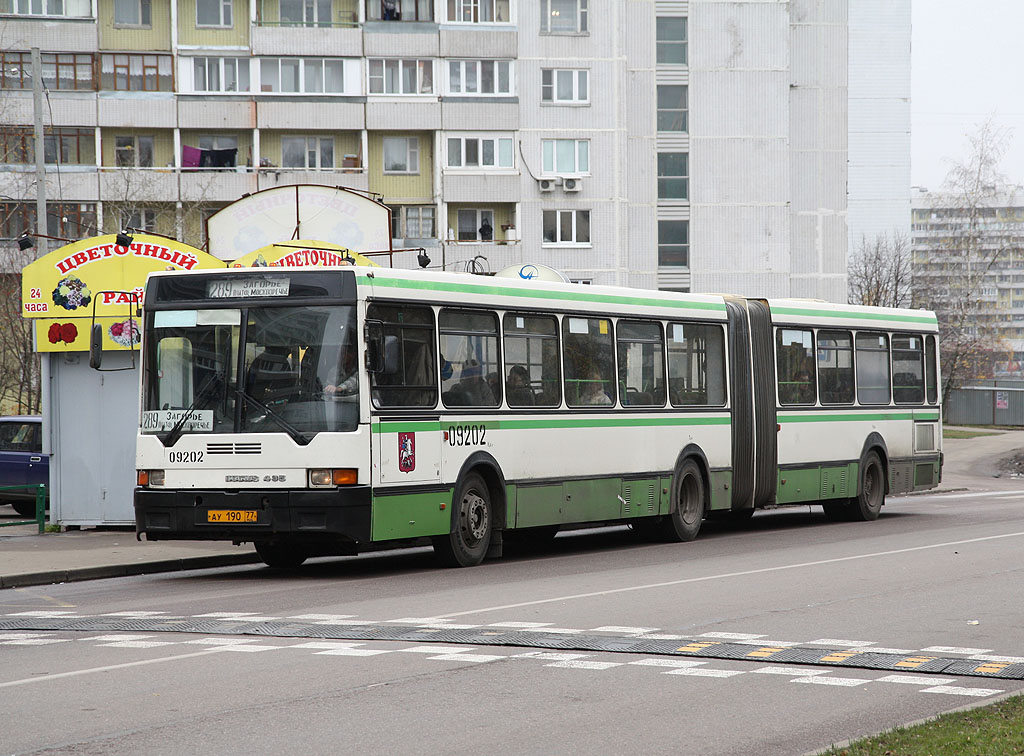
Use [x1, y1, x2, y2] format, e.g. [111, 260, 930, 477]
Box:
[231, 239, 380, 268]
[21, 234, 225, 352]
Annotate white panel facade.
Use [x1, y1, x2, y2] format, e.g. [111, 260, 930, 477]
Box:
[847, 0, 911, 257]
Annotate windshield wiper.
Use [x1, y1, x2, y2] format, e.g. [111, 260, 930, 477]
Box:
[235, 389, 310, 446]
[163, 371, 224, 448]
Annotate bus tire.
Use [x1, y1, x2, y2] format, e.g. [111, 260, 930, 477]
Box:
[849, 450, 885, 521]
[658, 457, 705, 542]
[255, 541, 308, 569]
[434, 472, 492, 568]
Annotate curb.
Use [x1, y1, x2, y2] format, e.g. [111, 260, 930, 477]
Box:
[0, 552, 263, 589]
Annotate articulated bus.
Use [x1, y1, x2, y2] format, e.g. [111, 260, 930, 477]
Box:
[134, 267, 942, 568]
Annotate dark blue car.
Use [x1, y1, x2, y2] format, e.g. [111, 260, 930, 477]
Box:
[0, 416, 48, 518]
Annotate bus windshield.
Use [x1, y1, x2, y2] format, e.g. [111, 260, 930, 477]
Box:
[142, 304, 359, 440]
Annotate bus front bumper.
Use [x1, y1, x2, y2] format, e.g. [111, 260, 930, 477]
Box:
[135, 486, 372, 544]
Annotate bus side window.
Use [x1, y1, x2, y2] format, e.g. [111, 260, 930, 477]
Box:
[367, 303, 438, 408]
[817, 330, 854, 404]
[926, 335, 938, 405]
[562, 317, 615, 407]
[892, 333, 925, 404]
[503, 313, 560, 407]
[616, 320, 666, 407]
[855, 332, 891, 405]
[439, 309, 501, 408]
[667, 322, 726, 407]
[776, 328, 816, 405]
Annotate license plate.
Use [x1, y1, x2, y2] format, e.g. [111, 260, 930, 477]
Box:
[207, 510, 257, 523]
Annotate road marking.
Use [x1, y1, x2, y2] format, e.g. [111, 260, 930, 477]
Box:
[98, 640, 178, 648]
[752, 667, 829, 677]
[182, 638, 264, 646]
[921, 646, 993, 655]
[192, 612, 279, 622]
[287, 642, 369, 650]
[0, 648, 226, 688]
[486, 622, 552, 628]
[547, 660, 623, 670]
[922, 490, 1024, 500]
[732, 639, 801, 647]
[217, 644, 290, 652]
[699, 632, 765, 640]
[863, 647, 917, 654]
[287, 614, 356, 621]
[314, 648, 391, 656]
[1, 638, 72, 645]
[793, 676, 871, 687]
[518, 627, 584, 634]
[397, 646, 478, 654]
[922, 685, 1004, 697]
[875, 675, 956, 685]
[9, 611, 78, 617]
[591, 626, 659, 634]
[513, 652, 590, 661]
[629, 659, 707, 668]
[430, 653, 505, 662]
[81, 634, 154, 641]
[807, 639, 876, 647]
[100, 611, 169, 618]
[432, 529, 1024, 618]
[975, 655, 1024, 663]
[666, 668, 745, 678]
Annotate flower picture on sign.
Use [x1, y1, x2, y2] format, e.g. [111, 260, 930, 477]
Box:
[52, 275, 92, 311]
[109, 320, 141, 348]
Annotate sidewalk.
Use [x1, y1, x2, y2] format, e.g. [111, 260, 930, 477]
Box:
[2, 426, 1023, 590]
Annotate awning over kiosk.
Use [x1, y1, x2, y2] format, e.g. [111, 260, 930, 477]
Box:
[21, 234, 226, 353]
[231, 239, 380, 268]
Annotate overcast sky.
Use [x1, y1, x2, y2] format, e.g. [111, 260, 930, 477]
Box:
[912, 0, 1024, 190]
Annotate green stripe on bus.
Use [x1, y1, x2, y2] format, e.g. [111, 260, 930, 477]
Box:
[359, 276, 728, 313]
[770, 306, 937, 325]
[778, 411, 940, 423]
[372, 415, 731, 433]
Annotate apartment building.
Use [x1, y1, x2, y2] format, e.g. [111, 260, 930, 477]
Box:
[912, 188, 1024, 373]
[0, 0, 910, 298]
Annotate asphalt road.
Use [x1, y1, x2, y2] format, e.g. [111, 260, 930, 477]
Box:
[3, 482, 1024, 756]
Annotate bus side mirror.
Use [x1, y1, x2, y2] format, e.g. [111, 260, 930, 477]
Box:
[366, 321, 385, 373]
[89, 324, 103, 369]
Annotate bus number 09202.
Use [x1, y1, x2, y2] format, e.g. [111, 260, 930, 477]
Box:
[447, 425, 486, 447]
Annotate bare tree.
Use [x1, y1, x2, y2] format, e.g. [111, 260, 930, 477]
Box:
[848, 232, 913, 308]
[911, 120, 1016, 406]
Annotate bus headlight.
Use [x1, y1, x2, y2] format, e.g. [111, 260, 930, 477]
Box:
[139, 470, 165, 487]
[309, 469, 357, 487]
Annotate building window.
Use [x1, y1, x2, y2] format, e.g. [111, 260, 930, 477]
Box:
[115, 135, 154, 167]
[366, 0, 433, 21]
[657, 85, 687, 132]
[541, 69, 588, 104]
[0, 52, 95, 91]
[114, 0, 151, 26]
[193, 57, 250, 92]
[390, 205, 436, 239]
[657, 220, 688, 267]
[383, 136, 419, 173]
[447, 60, 512, 96]
[368, 59, 433, 95]
[446, 135, 513, 169]
[121, 207, 158, 233]
[196, 0, 232, 26]
[279, 0, 332, 26]
[100, 54, 173, 91]
[656, 17, 687, 65]
[456, 208, 494, 241]
[542, 139, 589, 175]
[1, 127, 94, 164]
[1, 202, 96, 240]
[0, 0, 91, 16]
[260, 58, 344, 93]
[542, 210, 590, 245]
[540, 0, 586, 34]
[195, 134, 238, 167]
[282, 136, 333, 169]
[657, 153, 688, 200]
[447, 0, 509, 23]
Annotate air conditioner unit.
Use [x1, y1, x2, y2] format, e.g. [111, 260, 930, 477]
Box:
[538, 178, 556, 192]
[563, 177, 583, 192]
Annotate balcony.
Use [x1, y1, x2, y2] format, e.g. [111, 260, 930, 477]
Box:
[440, 172, 520, 204]
[0, 14, 97, 52]
[179, 169, 258, 202]
[255, 166, 369, 193]
[98, 168, 178, 203]
[251, 23, 361, 56]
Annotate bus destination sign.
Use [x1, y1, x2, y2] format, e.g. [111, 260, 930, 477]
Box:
[207, 277, 291, 299]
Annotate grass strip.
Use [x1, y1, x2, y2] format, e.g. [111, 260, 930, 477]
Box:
[944, 429, 1004, 439]
[820, 694, 1024, 755]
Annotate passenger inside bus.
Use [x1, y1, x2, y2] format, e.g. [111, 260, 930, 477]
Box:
[579, 368, 613, 406]
[444, 359, 495, 406]
[506, 364, 535, 405]
[248, 344, 296, 406]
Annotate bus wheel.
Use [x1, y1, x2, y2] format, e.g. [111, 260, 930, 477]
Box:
[255, 541, 308, 569]
[849, 450, 885, 521]
[659, 458, 705, 542]
[434, 472, 492, 567]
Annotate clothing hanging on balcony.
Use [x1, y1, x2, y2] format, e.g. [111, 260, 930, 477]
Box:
[181, 146, 237, 169]
[181, 145, 202, 169]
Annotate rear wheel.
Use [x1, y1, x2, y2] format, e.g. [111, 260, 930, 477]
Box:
[255, 541, 308, 569]
[849, 450, 885, 521]
[657, 458, 705, 542]
[434, 472, 492, 567]
[10, 501, 40, 518]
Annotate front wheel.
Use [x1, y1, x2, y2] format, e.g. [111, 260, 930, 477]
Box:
[11, 501, 41, 518]
[657, 458, 705, 542]
[849, 450, 885, 521]
[434, 472, 492, 567]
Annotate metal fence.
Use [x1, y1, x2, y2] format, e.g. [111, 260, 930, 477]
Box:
[0, 485, 47, 534]
[946, 381, 1024, 426]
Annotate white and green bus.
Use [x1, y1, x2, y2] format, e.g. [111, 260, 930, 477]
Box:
[134, 266, 942, 568]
